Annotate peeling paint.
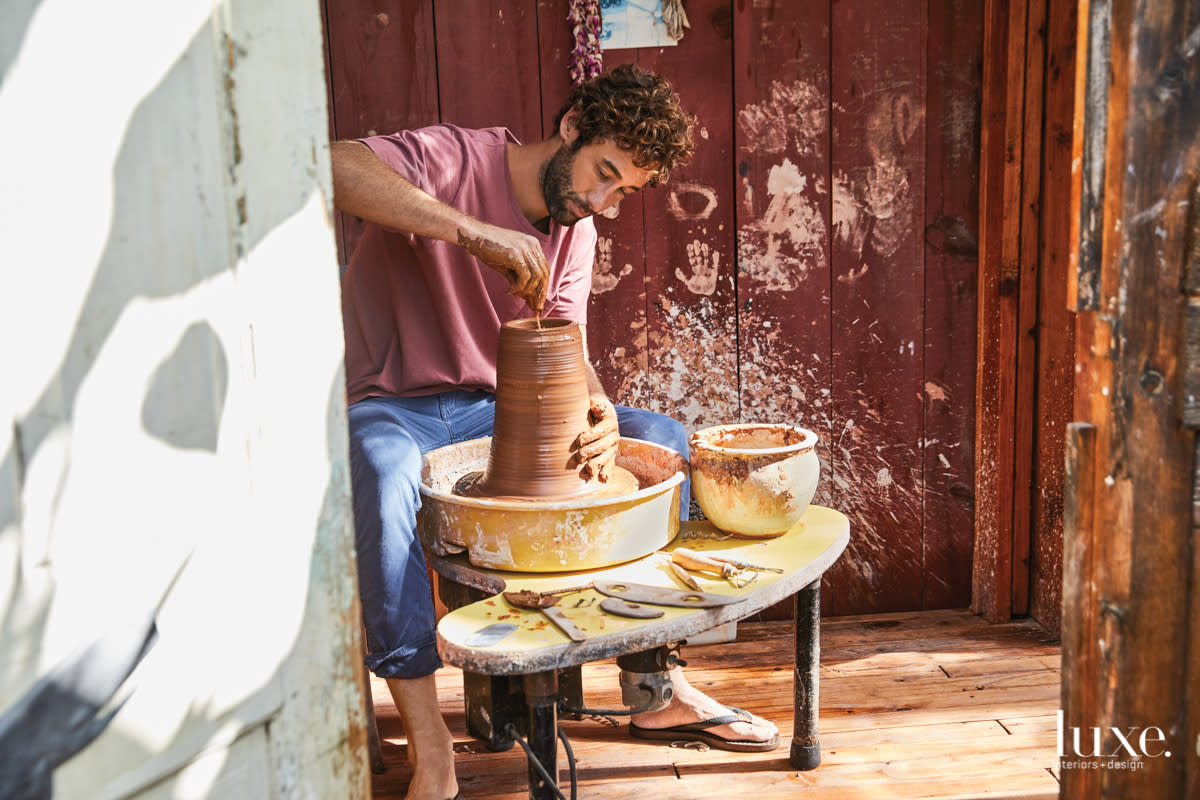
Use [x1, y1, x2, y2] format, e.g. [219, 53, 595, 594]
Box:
[925, 381, 948, 402]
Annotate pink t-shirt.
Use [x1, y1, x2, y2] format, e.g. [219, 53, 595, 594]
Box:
[340, 125, 597, 403]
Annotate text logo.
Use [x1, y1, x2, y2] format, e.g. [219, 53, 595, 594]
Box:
[1058, 711, 1172, 771]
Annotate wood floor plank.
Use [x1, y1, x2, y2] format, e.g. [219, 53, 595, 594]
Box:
[999, 713, 1061, 736]
[370, 611, 1062, 799]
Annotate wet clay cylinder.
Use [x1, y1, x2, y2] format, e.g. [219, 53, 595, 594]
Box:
[464, 317, 637, 500]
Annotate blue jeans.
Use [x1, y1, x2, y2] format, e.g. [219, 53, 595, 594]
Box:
[347, 390, 690, 679]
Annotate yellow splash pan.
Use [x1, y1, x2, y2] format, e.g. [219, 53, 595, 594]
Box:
[418, 437, 686, 572]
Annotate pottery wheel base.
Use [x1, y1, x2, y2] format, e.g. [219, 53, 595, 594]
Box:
[453, 464, 640, 502]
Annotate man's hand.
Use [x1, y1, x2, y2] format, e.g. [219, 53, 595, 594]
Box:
[457, 224, 549, 313]
[573, 395, 620, 482]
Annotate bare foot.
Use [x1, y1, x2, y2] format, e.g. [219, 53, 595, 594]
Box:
[385, 676, 460, 800]
[629, 665, 778, 747]
[403, 728, 458, 800]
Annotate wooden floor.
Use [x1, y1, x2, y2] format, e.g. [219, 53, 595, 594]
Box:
[370, 609, 1062, 799]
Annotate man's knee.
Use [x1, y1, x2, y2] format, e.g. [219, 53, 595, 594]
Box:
[615, 407, 689, 460]
[614, 406, 691, 519]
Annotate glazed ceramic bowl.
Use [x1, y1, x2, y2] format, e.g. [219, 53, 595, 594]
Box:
[689, 423, 820, 537]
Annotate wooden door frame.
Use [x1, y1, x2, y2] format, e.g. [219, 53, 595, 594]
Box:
[973, 0, 1079, 631]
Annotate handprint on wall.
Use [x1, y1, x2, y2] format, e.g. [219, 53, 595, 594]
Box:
[591, 236, 633, 295]
[675, 239, 720, 296]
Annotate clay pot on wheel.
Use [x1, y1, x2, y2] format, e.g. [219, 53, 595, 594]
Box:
[465, 317, 636, 500]
[689, 423, 820, 537]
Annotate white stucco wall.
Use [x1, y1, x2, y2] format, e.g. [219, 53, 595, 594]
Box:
[0, 1, 369, 797]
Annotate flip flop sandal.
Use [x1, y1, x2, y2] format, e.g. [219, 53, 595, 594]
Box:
[629, 706, 780, 753]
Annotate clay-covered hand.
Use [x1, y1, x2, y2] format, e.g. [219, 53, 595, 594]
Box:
[574, 395, 620, 482]
[457, 222, 549, 313]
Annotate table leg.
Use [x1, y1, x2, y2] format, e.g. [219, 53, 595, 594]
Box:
[791, 578, 821, 770]
[523, 671, 559, 800]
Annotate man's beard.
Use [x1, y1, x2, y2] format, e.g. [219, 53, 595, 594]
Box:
[540, 142, 592, 227]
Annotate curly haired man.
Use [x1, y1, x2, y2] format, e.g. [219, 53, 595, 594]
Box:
[332, 64, 777, 800]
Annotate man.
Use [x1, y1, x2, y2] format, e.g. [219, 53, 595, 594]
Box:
[332, 64, 777, 800]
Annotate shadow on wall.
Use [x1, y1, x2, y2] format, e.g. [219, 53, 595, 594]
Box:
[0, 9, 363, 795]
[0, 0, 41, 84]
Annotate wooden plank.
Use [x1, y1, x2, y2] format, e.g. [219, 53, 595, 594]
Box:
[1060, 422, 1096, 798]
[637, 0, 739, 432]
[1028, 0, 1080, 636]
[827, 0, 928, 616]
[531, 0, 654, 407]
[937, 654, 1063, 679]
[472, 767, 1058, 800]
[318, 0, 343, 262]
[1183, 187, 1200, 428]
[323, 0, 439, 137]
[1010, 0, 1047, 618]
[433, 0, 542, 142]
[730, 0, 833, 621]
[1063, 2, 1200, 796]
[587, 214, 652, 403]
[322, 0, 439, 261]
[1095, 2, 1197, 794]
[1069, 0, 1110, 311]
[972, 0, 1026, 623]
[731, 0, 832, 441]
[574, 25, 652, 408]
[1190, 438, 1200, 800]
[675, 749, 1060, 791]
[535, 0, 575, 140]
[922, 0, 985, 611]
[998, 713, 1060, 736]
[818, 718, 1016, 754]
[818, 606, 1034, 632]
[587, 194, 650, 406]
[1071, 13, 1131, 793]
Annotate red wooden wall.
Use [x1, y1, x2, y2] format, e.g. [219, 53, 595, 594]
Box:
[323, 0, 984, 616]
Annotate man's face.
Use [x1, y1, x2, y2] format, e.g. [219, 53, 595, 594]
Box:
[541, 137, 656, 227]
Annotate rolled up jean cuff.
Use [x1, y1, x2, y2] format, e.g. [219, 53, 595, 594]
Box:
[364, 632, 443, 679]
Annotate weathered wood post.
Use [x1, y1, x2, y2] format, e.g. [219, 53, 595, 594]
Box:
[1061, 1, 1200, 797]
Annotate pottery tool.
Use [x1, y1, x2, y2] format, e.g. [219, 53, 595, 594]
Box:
[593, 581, 744, 609]
[465, 622, 519, 647]
[502, 582, 593, 608]
[670, 548, 777, 588]
[503, 584, 593, 641]
[540, 606, 588, 641]
[699, 550, 785, 574]
[599, 597, 665, 619]
[670, 547, 739, 579]
[672, 547, 784, 575]
[667, 560, 702, 591]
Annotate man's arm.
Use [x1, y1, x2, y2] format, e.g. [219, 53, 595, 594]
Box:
[330, 139, 549, 312]
[573, 324, 620, 481]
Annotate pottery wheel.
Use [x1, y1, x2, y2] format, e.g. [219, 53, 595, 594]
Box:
[453, 463, 640, 502]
